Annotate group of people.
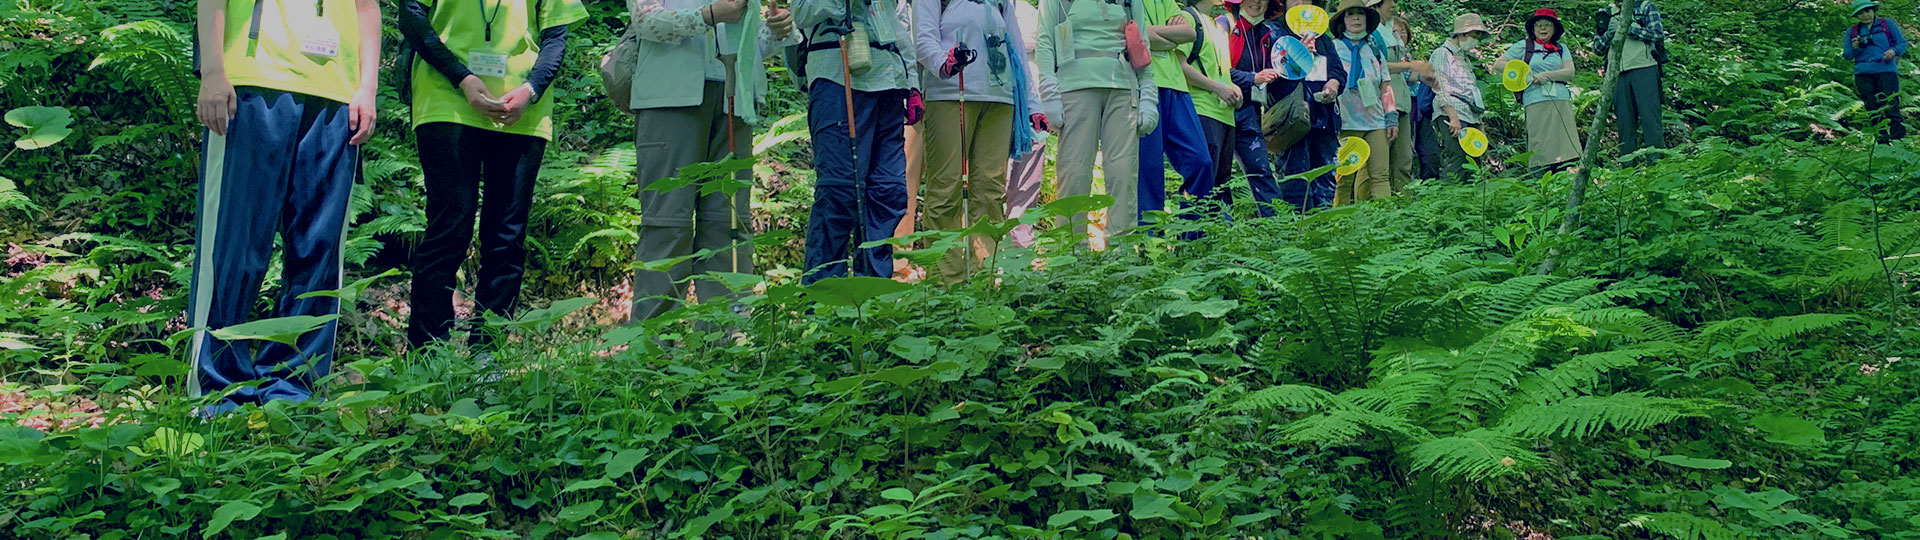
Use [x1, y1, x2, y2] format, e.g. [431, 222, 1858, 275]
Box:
[181, 0, 1903, 411]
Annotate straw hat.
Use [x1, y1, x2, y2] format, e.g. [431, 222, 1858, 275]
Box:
[1334, 0, 1380, 34]
[1526, 8, 1564, 43]
[1451, 13, 1489, 38]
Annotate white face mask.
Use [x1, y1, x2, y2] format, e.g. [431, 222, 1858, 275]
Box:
[1458, 36, 1480, 49]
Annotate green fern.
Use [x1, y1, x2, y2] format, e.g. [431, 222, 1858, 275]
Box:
[1072, 431, 1163, 475]
[1631, 512, 1750, 540]
[1405, 429, 1544, 482]
[1496, 393, 1706, 438]
[89, 20, 196, 119]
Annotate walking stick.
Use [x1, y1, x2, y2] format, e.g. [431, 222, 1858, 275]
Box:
[840, 27, 863, 276]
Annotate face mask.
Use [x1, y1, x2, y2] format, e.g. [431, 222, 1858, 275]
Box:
[1459, 37, 1480, 49]
[1345, 30, 1368, 39]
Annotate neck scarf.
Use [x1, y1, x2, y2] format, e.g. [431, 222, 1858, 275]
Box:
[1533, 39, 1560, 54]
[1343, 37, 1368, 88]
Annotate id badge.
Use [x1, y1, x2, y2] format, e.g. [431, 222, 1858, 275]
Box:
[300, 19, 341, 58]
[1358, 76, 1379, 106]
[1056, 20, 1076, 60]
[867, 3, 898, 44]
[469, 51, 510, 78]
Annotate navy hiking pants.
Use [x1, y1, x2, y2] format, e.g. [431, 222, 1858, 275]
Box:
[186, 88, 356, 406]
[802, 81, 910, 284]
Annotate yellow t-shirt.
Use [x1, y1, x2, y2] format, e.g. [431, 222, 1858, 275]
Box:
[409, 0, 588, 140]
[221, 0, 365, 104]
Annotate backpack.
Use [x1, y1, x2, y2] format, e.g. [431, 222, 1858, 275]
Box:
[1850, 17, 1896, 56]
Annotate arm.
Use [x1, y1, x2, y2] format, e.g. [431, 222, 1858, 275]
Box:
[1537, 51, 1575, 82]
[195, 0, 235, 135]
[629, 0, 714, 43]
[398, 0, 473, 86]
[1892, 21, 1909, 56]
[350, 0, 381, 145]
[1036, 0, 1060, 118]
[1626, 1, 1662, 43]
[524, 26, 569, 102]
[1148, 15, 1196, 51]
[1844, 28, 1861, 60]
[912, 0, 947, 72]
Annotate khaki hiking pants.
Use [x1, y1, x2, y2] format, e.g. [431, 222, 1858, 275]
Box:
[1389, 114, 1414, 194]
[1056, 87, 1140, 243]
[920, 101, 1015, 284]
[1336, 129, 1393, 205]
[632, 82, 753, 323]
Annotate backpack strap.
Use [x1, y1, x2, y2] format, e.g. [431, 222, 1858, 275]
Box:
[1182, 6, 1206, 65]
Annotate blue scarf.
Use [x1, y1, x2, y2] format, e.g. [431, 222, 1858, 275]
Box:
[1009, 28, 1039, 161]
[1341, 36, 1368, 89]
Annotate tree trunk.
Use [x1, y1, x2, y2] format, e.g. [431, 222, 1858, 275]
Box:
[1535, 4, 1639, 276]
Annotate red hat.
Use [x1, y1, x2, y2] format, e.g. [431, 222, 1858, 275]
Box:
[1527, 8, 1564, 42]
[1226, 0, 1242, 4]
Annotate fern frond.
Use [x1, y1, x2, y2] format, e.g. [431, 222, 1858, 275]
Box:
[1232, 384, 1338, 412]
[1515, 345, 1673, 405]
[1405, 429, 1543, 481]
[1072, 432, 1163, 474]
[1629, 512, 1750, 540]
[1496, 393, 1704, 438]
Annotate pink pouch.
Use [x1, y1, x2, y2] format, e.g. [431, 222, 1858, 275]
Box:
[1122, 21, 1151, 69]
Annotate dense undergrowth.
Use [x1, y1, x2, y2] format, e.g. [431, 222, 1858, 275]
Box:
[4, 0, 1920, 538]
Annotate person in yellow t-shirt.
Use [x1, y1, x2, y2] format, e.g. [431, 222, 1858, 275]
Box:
[398, 0, 588, 354]
[186, 0, 380, 416]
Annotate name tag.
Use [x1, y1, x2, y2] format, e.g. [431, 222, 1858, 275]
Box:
[469, 51, 510, 78]
[301, 25, 341, 58]
[1059, 20, 1075, 59]
[1358, 76, 1379, 106]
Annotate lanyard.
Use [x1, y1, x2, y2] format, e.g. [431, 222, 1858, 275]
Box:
[477, 0, 505, 42]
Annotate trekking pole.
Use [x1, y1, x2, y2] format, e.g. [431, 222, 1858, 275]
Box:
[958, 64, 971, 279]
[840, 26, 863, 277]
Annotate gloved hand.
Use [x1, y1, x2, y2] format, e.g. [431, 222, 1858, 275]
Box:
[905, 89, 925, 125]
[1030, 113, 1049, 133]
[1135, 88, 1160, 137]
[940, 44, 978, 80]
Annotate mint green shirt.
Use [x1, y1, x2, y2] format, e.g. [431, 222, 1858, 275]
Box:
[1036, 0, 1155, 94]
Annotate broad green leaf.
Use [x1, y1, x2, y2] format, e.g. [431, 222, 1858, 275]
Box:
[1652, 454, 1732, 470]
[566, 533, 622, 540]
[605, 449, 651, 478]
[1716, 488, 1797, 511]
[1752, 414, 1825, 447]
[805, 277, 913, 307]
[7, 106, 74, 150]
[1046, 509, 1117, 528]
[204, 501, 262, 539]
[145, 427, 204, 458]
[888, 336, 937, 363]
[964, 305, 1016, 328]
[448, 493, 488, 507]
[557, 500, 603, 522]
[1039, 194, 1115, 217]
[870, 365, 933, 387]
[512, 298, 596, 328]
[209, 315, 339, 348]
[880, 487, 915, 502]
[448, 398, 482, 418]
[561, 478, 615, 493]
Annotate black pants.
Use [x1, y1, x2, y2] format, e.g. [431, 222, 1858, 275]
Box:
[1856, 72, 1909, 142]
[1614, 66, 1666, 165]
[1200, 116, 1236, 214]
[409, 122, 547, 348]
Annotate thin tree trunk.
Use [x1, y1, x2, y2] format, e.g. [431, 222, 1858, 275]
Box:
[1535, 4, 1638, 276]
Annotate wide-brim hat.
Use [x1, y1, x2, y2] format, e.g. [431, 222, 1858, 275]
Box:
[1853, 0, 1879, 15]
[1334, 0, 1381, 34]
[1452, 13, 1489, 38]
[1526, 8, 1564, 43]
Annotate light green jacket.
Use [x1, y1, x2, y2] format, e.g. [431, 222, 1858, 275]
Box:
[1035, 0, 1156, 118]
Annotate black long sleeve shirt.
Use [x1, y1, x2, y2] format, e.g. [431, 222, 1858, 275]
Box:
[397, 0, 570, 102]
